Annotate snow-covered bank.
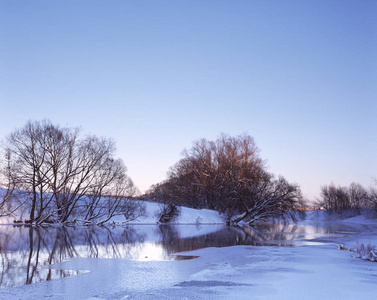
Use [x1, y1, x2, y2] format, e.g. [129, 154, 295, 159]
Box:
[125, 201, 224, 225]
[304, 209, 377, 224]
[0, 200, 225, 225]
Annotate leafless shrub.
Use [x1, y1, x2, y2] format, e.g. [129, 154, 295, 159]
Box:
[121, 199, 146, 223]
[351, 243, 377, 262]
[158, 204, 180, 223]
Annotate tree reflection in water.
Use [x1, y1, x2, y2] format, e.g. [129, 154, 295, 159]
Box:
[0, 222, 355, 288]
[156, 223, 350, 254]
[0, 225, 146, 288]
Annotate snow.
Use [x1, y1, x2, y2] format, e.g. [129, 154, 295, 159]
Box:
[0, 199, 225, 225]
[340, 214, 377, 225]
[1, 208, 377, 299]
[120, 201, 224, 225]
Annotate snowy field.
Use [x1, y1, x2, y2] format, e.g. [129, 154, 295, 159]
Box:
[1, 205, 377, 299]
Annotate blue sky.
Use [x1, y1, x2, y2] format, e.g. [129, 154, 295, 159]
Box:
[1, 0, 376, 201]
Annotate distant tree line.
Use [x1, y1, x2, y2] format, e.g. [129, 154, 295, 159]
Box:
[148, 134, 303, 224]
[0, 120, 144, 225]
[318, 182, 377, 215]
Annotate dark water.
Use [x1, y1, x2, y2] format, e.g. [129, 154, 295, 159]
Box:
[0, 222, 364, 288]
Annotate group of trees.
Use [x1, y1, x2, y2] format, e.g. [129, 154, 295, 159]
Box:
[0, 120, 143, 225]
[148, 134, 303, 224]
[8, 120, 375, 227]
[318, 182, 377, 214]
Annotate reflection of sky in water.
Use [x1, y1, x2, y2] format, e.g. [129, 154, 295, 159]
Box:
[74, 242, 171, 261]
[136, 242, 169, 261]
[0, 223, 363, 288]
[255, 224, 344, 242]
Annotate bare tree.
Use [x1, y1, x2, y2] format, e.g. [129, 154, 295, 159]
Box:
[76, 159, 143, 225]
[52, 135, 117, 223]
[148, 133, 300, 223]
[159, 134, 265, 210]
[349, 183, 369, 213]
[326, 184, 352, 212]
[1, 120, 138, 224]
[318, 182, 374, 215]
[0, 149, 25, 217]
[2, 121, 49, 222]
[230, 174, 302, 224]
[368, 179, 377, 211]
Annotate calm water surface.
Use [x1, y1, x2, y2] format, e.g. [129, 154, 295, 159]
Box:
[0, 222, 367, 288]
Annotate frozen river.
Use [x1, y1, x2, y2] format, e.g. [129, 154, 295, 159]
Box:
[0, 222, 372, 290]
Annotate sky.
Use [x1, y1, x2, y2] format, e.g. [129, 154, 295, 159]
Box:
[0, 0, 376, 201]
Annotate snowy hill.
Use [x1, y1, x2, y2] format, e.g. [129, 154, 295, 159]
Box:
[112, 201, 224, 224]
